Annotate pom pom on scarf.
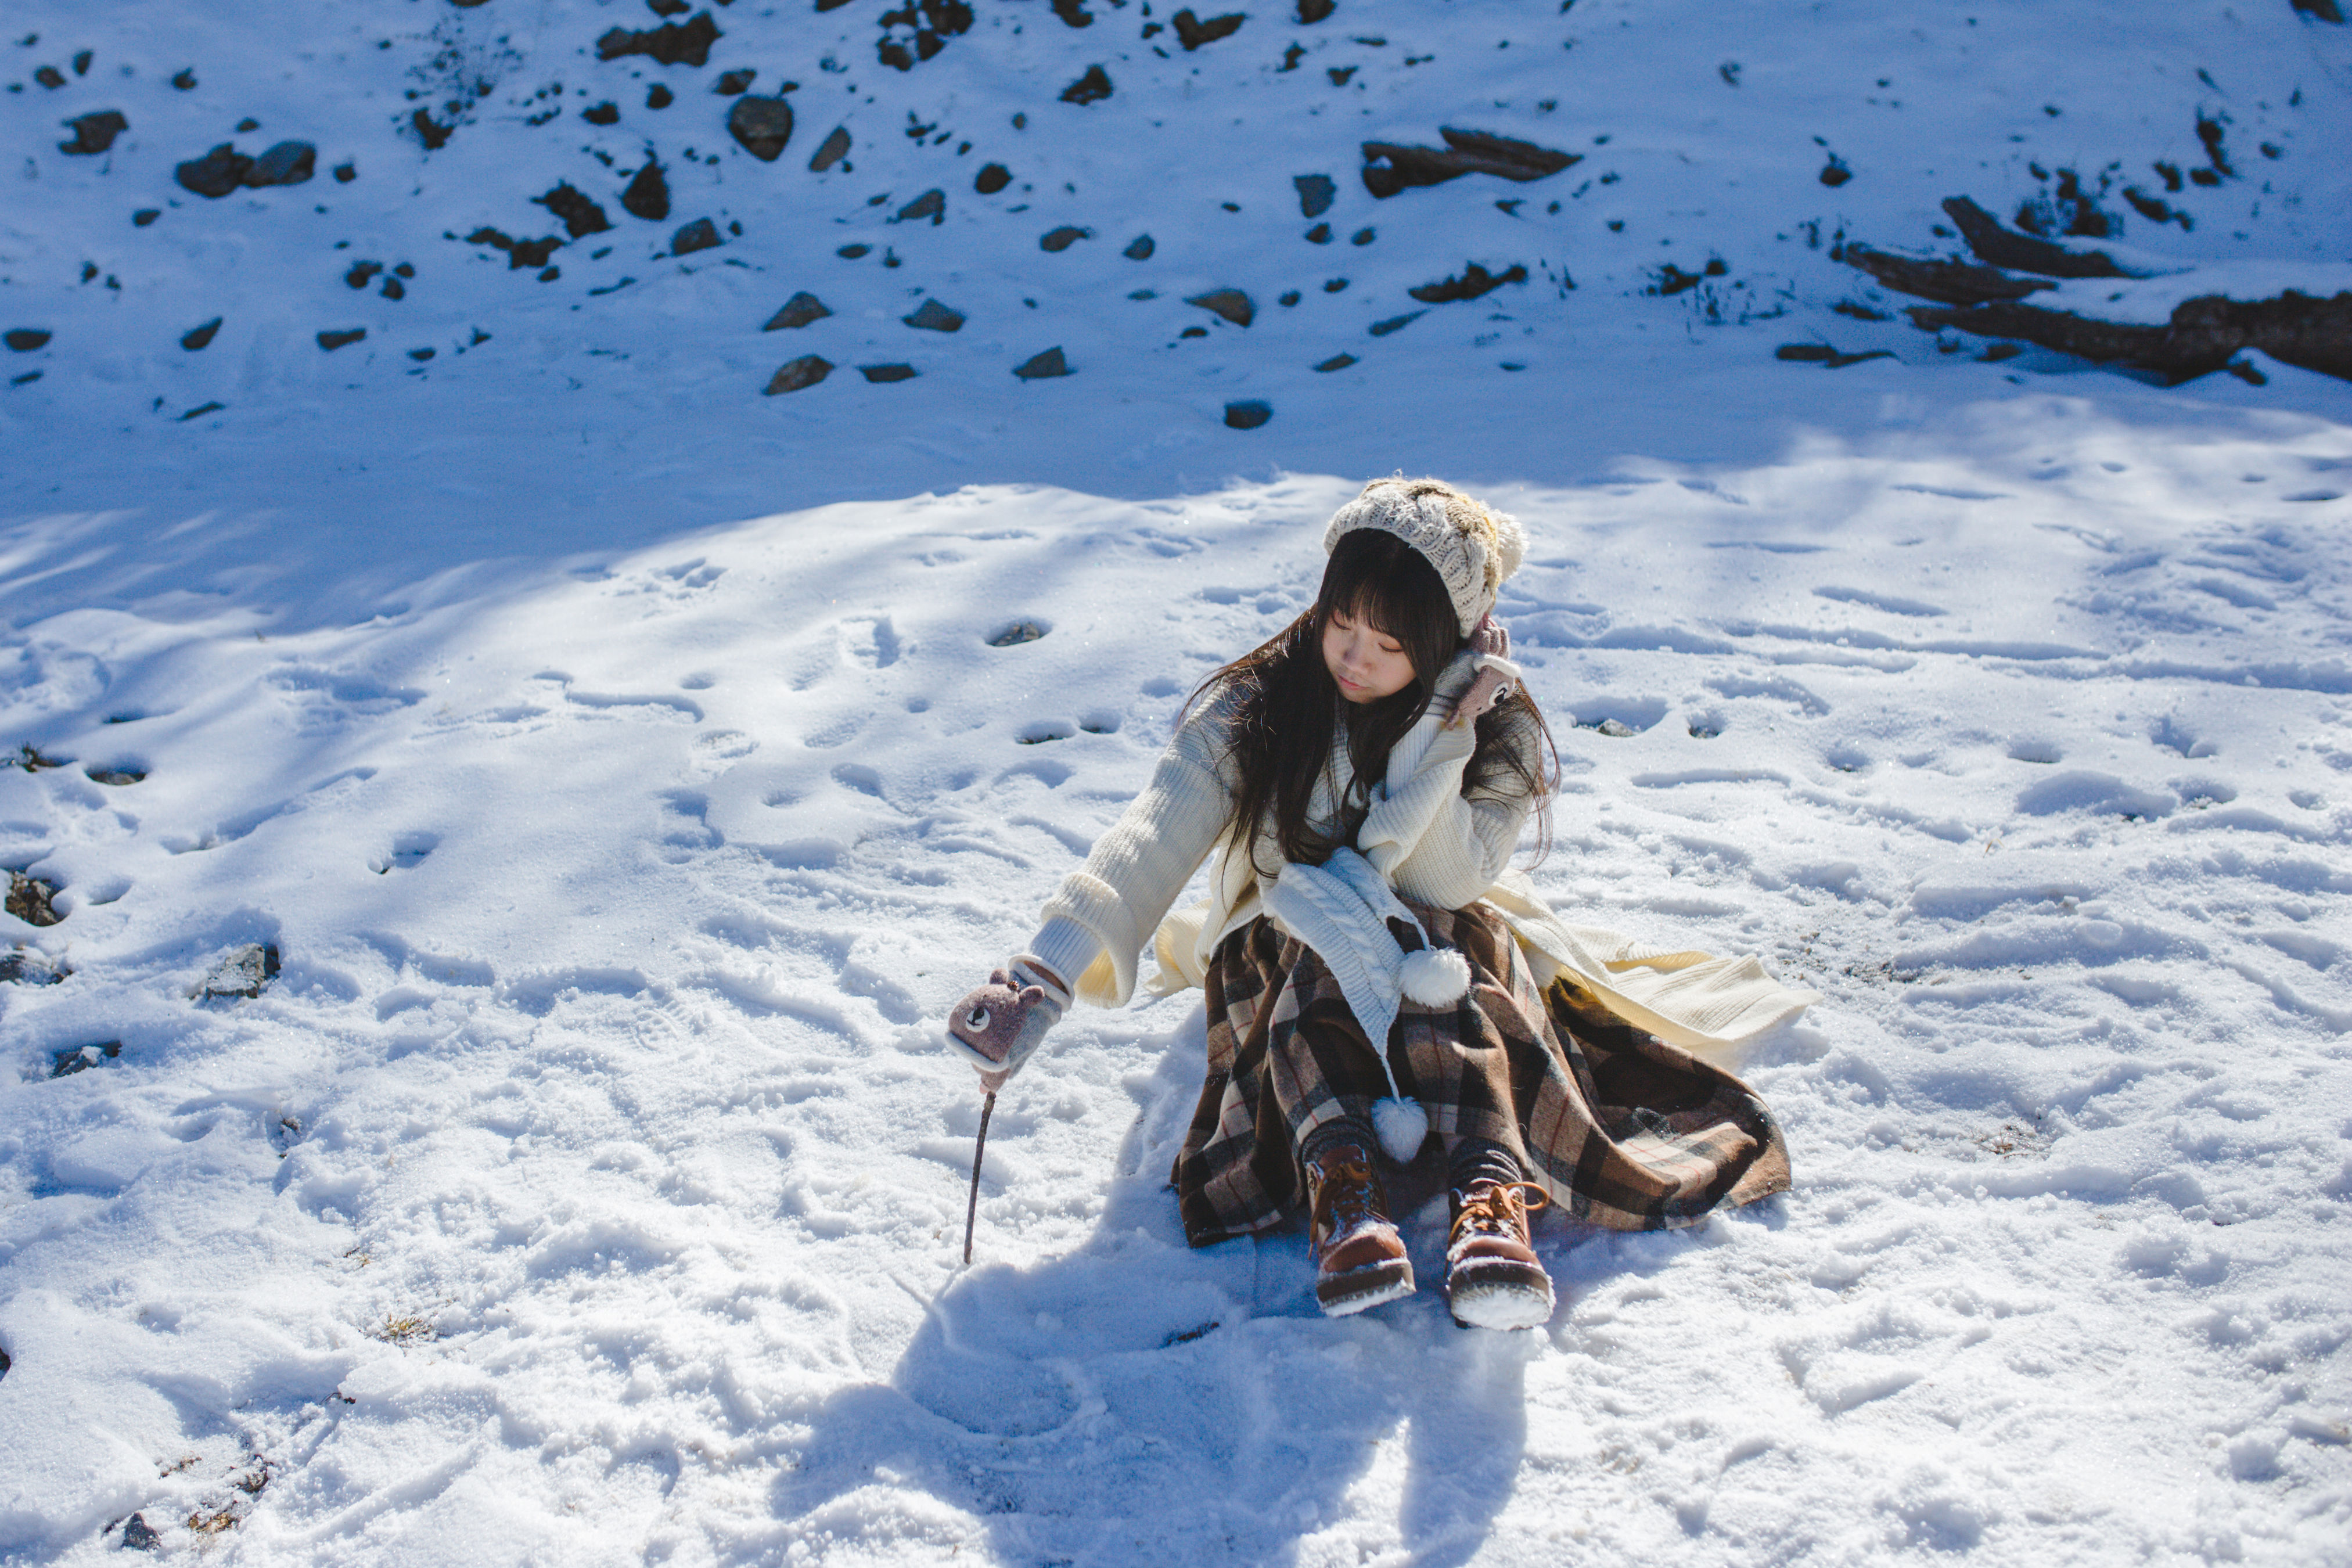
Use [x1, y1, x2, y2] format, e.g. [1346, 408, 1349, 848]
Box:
[1372, 1095, 1430, 1163]
[1399, 945, 1471, 1006]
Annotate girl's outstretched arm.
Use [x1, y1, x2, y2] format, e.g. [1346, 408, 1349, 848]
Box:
[1020, 690, 1239, 1006]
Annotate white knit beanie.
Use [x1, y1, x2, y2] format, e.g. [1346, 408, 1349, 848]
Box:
[1321, 477, 1529, 637]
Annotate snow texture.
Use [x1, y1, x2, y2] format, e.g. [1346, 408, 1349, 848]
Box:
[3, 0, 2352, 1563]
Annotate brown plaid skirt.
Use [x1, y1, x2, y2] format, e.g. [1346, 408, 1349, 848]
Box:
[1172, 903, 1790, 1247]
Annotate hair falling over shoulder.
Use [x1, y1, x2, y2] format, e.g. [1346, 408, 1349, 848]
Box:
[1183, 530, 1559, 879]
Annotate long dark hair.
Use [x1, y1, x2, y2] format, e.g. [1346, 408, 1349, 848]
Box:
[1185, 528, 1556, 877]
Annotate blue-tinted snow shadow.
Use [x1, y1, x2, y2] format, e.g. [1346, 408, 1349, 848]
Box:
[768, 1007, 1541, 1568]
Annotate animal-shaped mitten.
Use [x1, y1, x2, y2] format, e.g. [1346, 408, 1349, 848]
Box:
[944, 955, 1069, 1090]
[1444, 614, 1520, 730]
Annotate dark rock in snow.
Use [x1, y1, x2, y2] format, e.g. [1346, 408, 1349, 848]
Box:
[1060, 64, 1114, 104]
[49, 1041, 121, 1078]
[413, 109, 454, 150]
[809, 125, 851, 171]
[34, 66, 64, 89]
[728, 94, 793, 160]
[1040, 225, 1091, 252]
[1909, 289, 2352, 384]
[244, 141, 315, 186]
[1052, 0, 1093, 24]
[1819, 155, 1851, 188]
[1368, 311, 1423, 336]
[85, 764, 145, 785]
[1408, 261, 1527, 304]
[903, 299, 966, 332]
[597, 11, 721, 67]
[467, 228, 562, 268]
[893, 188, 944, 224]
[1, 947, 66, 986]
[5, 871, 61, 927]
[764, 292, 831, 330]
[1840, 243, 2053, 307]
[584, 101, 621, 125]
[120, 1513, 161, 1551]
[861, 363, 918, 382]
[975, 161, 1011, 194]
[1224, 399, 1272, 429]
[1298, 0, 1335, 17]
[333, 161, 356, 182]
[59, 110, 127, 154]
[1293, 173, 1336, 217]
[1360, 127, 1577, 199]
[765, 354, 832, 394]
[649, 0, 692, 15]
[196, 942, 280, 999]
[1306, 223, 1331, 243]
[837, 243, 871, 258]
[345, 261, 383, 289]
[536, 182, 612, 238]
[2290, 0, 2344, 19]
[180, 400, 226, 420]
[1313, 352, 1357, 371]
[134, 209, 160, 226]
[181, 318, 221, 351]
[1172, 10, 1246, 49]
[175, 144, 254, 197]
[875, 0, 976, 70]
[1775, 343, 1893, 369]
[671, 217, 720, 254]
[3, 329, 50, 351]
[1013, 346, 1071, 379]
[318, 328, 366, 351]
[1124, 233, 1155, 260]
[715, 69, 757, 94]
[646, 84, 674, 109]
[171, 69, 198, 90]
[623, 159, 671, 221]
[1941, 196, 2132, 279]
[1186, 289, 1254, 326]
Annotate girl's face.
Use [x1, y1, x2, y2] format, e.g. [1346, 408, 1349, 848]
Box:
[1322, 605, 1416, 704]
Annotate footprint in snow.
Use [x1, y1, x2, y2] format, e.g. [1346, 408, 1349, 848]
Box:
[368, 832, 438, 874]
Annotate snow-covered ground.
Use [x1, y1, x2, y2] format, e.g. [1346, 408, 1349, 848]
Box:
[5, 1, 2352, 1563]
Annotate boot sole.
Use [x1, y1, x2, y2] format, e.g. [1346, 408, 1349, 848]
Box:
[1446, 1261, 1555, 1329]
[1317, 1258, 1415, 1317]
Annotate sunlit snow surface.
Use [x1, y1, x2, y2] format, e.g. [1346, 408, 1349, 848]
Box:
[3, 0, 2352, 1563]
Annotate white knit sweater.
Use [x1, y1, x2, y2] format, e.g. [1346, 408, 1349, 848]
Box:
[1028, 652, 1535, 1008]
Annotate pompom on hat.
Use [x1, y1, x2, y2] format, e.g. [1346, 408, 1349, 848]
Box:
[1321, 477, 1529, 637]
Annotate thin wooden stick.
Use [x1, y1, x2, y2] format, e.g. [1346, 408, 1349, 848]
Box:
[962, 1090, 997, 1265]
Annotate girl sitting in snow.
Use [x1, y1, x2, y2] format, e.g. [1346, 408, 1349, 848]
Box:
[947, 478, 1805, 1327]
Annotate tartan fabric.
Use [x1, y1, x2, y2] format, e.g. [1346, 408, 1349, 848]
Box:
[1173, 902, 1789, 1247]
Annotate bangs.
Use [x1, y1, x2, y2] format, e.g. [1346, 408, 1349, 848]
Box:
[1317, 530, 1452, 646]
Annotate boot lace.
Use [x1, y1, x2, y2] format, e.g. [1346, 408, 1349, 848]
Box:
[1449, 1179, 1548, 1248]
[1311, 1148, 1383, 1242]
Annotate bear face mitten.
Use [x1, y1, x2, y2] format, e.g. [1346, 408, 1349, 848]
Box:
[944, 955, 1070, 1091]
[1443, 614, 1520, 731]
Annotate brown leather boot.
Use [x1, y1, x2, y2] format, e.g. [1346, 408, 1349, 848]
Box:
[1303, 1142, 1415, 1316]
[1445, 1179, 1555, 1329]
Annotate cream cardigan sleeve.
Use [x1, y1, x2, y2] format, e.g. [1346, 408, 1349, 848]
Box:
[1029, 692, 1238, 1006]
[1363, 703, 1541, 911]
